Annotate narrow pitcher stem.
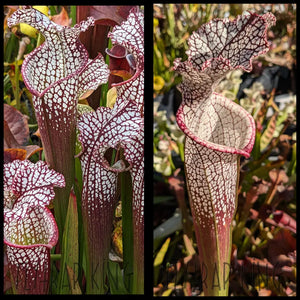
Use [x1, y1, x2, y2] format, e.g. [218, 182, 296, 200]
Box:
[193, 222, 232, 295]
[132, 211, 144, 293]
[83, 209, 112, 294]
[184, 138, 241, 295]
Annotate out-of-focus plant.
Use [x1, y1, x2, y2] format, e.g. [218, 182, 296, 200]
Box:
[154, 102, 185, 177]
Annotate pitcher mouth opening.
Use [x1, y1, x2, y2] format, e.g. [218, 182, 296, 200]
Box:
[4, 206, 58, 249]
[176, 94, 256, 158]
[102, 145, 132, 172]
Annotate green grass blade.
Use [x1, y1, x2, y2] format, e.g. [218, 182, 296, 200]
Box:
[57, 192, 81, 294]
[70, 6, 77, 27]
[107, 260, 129, 294]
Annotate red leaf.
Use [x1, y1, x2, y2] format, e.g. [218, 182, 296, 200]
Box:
[4, 107, 43, 162]
[50, 6, 70, 26]
[78, 6, 136, 27]
[237, 256, 295, 280]
[251, 208, 296, 234]
[269, 169, 289, 185]
[110, 69, 133, 81]
[4, 104, 29, 148]
[272, 210, 296, 233]
[4, 148, 27, 163]
[258, 288, 272, 296]
[267, 229, 296, 267]
[106, 44, 127, 58]
[106, 45, 132, 86]
[245, 178, 270, 205]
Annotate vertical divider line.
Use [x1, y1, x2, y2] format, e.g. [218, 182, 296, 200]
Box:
[143, 3, 154, 296]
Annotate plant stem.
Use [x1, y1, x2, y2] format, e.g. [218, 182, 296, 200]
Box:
[238, 219, 261, 258]
[14, 59, 20, 111]
[194, 220, 232, 295]
[50, 254, 61, 261]
[36, 33, 45, 48]
[70, 6, 77, 27]
[121, 171, 134, 292]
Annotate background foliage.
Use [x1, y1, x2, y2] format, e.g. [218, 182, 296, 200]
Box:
[153, 3, 296, 296]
